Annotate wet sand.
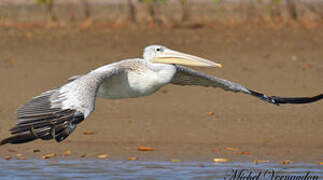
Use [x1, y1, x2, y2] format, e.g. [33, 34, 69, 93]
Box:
[0, 26, 322, 162]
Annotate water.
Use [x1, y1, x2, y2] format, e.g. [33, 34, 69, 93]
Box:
[0, 159, 322, 180]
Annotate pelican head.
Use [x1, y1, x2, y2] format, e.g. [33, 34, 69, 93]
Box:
[143, 45, 222, 68]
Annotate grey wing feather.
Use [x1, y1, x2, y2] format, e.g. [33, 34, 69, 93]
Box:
[1, 65, 127, 145]
[16, 89, 61, 117]
[171, 65, 323, 105]
[171, 65, 250, 93]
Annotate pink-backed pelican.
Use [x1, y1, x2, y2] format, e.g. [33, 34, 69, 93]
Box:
[1, 45, 322, 145]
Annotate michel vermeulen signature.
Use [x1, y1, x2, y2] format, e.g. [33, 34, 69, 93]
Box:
[224, 169, 319, 180]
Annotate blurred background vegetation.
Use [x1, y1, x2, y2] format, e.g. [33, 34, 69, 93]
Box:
[0, 0, 322, 27]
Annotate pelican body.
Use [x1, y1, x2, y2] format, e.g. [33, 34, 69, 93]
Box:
[96, 59, 176, 99]
[1, 45, 322, 145]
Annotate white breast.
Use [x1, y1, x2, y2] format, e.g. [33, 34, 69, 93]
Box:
[97, 64, 176, 99]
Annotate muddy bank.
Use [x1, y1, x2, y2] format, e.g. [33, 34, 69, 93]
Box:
[0, 26, 322, 162]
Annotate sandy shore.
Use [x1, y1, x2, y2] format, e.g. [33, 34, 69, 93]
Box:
[0, 26, 322, 162]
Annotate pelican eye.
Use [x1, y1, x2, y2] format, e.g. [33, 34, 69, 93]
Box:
[156, 47, 162, 52]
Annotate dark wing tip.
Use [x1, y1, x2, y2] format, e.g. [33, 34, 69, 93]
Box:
[248, 90, 323, 105]
[272, 93, 323, 104]
[0, 132, 38, 145]
[248, 90, 280, 105]
[1, 110, 84, 145]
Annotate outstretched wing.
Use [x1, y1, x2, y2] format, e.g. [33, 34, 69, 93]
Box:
[171, 65, 323, 105]
[1, 65, 126, 145]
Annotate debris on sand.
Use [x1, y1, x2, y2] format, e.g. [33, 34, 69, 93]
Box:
[128, 157, 139, 161]
[171, 159, 181, 163]
[138, 147, 153, 151]
[64, 150, 72, 156]
[80, 153, 94, 158]
[280, 160, 292, 165]
[42, 153, 56, 159]
[225, 147, 240, 151]
[254, 160, 269, 165]
[97, 154, 109, 159]
[213, 158, 229, 163]
[15, 154, 23, 158]
[238, 151, 251, 155]
[33, 149, 41, 153]
[83, 131, 96, 135]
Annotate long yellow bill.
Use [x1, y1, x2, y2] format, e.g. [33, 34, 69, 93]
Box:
[152, 49, 222, 68]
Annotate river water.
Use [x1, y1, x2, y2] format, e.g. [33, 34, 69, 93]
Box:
[0, 159, 322, 180]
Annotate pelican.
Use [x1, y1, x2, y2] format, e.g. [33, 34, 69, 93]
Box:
[1, 45, 322, 145]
